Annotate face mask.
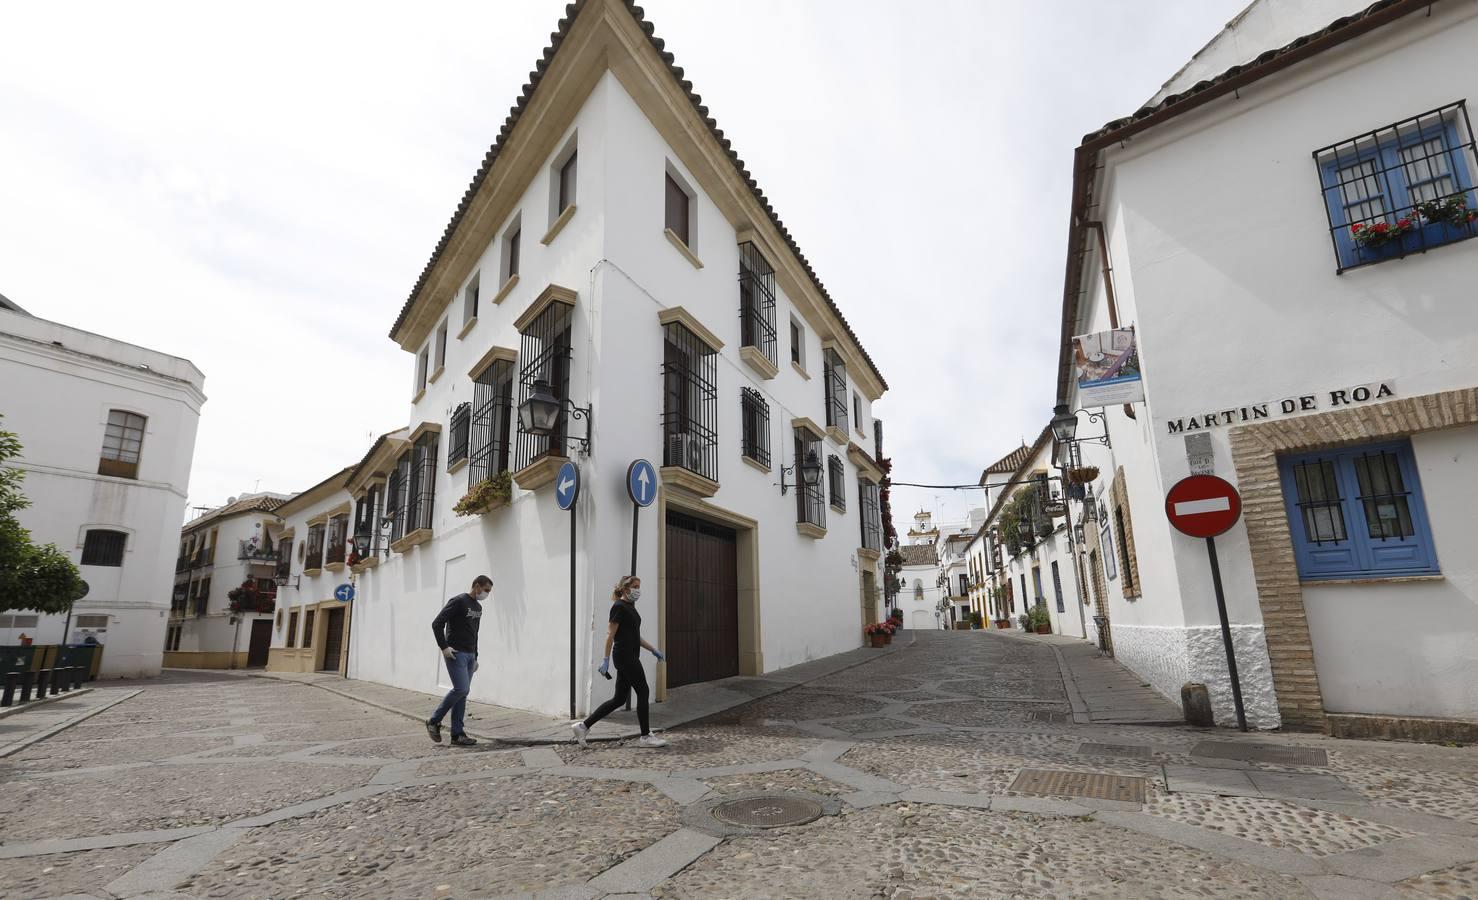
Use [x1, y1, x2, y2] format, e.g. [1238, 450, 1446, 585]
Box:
[627, 588, 641, 602]
[473, 590, 487, 602]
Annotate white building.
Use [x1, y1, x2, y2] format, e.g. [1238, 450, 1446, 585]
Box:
[164, 493, 291, 669]
[0, 297, 205, 677]
[269, 0, 889, 718]
[1051, 0, 1478, 737]
[266, 467, 357, 675]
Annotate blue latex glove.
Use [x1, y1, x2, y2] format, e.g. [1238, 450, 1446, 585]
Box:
[598, 657, 610, 677]
[651, 648, 665, 662]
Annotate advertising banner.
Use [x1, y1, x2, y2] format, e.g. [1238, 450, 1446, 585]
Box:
[1073, 327, 1143, 406]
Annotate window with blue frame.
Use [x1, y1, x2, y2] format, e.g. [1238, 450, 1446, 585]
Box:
[1278, 441, 1439, 579]
[1315, 101, 1478, 272]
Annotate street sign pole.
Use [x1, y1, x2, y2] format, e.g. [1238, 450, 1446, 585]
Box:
[1165, 474, 1248, 733]
[556, 461, 581, 722]
[1204, 535, 1247, 732]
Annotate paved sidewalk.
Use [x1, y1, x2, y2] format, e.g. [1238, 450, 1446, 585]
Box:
[991, 629, 1186, 725]
[0, 688, 135, 757]
[249, 634, 913, 745]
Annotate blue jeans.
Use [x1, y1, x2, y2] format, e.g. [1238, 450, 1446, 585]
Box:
[430, 650, 475, 736]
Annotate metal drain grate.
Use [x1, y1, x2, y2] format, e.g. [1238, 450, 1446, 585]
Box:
[1078, 742, 1153, 759]
[710, 795, 824, 829]
[1191, 741, 1328, 767]
[1010, 768, 1147, 803]
[1029, 710, 1070, 724]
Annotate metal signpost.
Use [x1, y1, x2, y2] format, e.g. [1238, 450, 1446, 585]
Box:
[556, 460, 581, 720]
[626, 459, 656, 574]
[1165, 474, 1247, 732]
[335, 582, 356, 679]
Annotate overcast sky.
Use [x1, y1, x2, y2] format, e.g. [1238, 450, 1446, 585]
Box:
[0, 0, 1247, 533]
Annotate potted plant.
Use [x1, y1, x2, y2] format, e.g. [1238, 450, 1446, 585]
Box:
[1067, 466, 1100, 485]
[1028, 605, 1052, 635]
[969, 611, 983, 630]
[454, 471, 513, 516]
[994, 617, 1010, 629]
[864, 622, 889, 648]
[1416, 194, 1478, 241]
[1017, 613, 1031, 631]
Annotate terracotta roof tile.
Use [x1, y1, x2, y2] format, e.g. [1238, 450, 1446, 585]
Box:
[899, 545, 938, 567]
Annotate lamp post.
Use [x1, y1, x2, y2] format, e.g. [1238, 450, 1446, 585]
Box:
[517, 377, 593, 455]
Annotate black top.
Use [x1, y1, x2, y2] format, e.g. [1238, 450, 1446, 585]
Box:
[610, 600, 641, 661]
[431, 592, 483, 656]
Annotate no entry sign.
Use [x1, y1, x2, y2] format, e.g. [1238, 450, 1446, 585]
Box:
[1165, 474, 1242, 538]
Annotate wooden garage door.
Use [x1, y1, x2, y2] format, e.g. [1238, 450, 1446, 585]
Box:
[321, 608, 346, 673]
[665, 511, 738, 688]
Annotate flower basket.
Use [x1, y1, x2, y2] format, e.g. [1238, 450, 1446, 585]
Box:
[1035, 622, 1052, 635]
[454, 472, 513, 517]
[1067, 466, 1099, 485]
[868, 632, 887, 648]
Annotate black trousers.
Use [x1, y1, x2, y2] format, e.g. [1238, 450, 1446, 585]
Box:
[583, 656, 649, 735]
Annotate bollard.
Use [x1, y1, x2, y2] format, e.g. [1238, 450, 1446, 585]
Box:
[70, 666, 83, 691]
[19, 671, 35, 703]
[1, 672, 18, 707]
[34, 669, 49, 700]
[49, 668, 62, 696]
[1182, 682, 1215, 727]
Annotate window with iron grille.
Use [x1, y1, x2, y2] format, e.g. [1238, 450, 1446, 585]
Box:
[515, 302, 573, 471]
[1315, 101, 1478, 272]
[304, 524, 324, 570]
[740, 387, 770, 468]
[738, 242, 776, 367]
[1278, 440, 1437, 579]
[99, 410, 145, 479]
[302, 609, 315, 649]
[959, 573, 969, 596]
[828, 454, 846, 512]
[823, 349, 848, 433]
[407, 431, 439, 534]
[448, 402, 470, 470]
[81, 529, 126, 566]
[794, 428, 825, 528]
[352, 489, 378, 555]
[388, 451, 412, 544]
[287, 610, 299, 647]
[194, 576, 211, 616]
[326, 515, 347, 565]
[661, 322, 718, 482]
[859, 478, 882, 551]
[275, 539, 292, 580]
[470, 358, 515, 484]
[1051, 561, 1065, 614]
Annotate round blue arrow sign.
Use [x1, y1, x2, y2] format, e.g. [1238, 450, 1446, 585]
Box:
[334, 583, 355, 603]
[556, 460, 581, 511]
[627, 458, 656, 508]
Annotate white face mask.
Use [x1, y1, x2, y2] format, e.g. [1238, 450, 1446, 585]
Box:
[627, 588, 641, 602]
[473, 590, 488, 602]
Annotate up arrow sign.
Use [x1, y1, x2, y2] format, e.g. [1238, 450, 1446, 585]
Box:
[627, 459, 656, 508]
[636, 468, 650, 504]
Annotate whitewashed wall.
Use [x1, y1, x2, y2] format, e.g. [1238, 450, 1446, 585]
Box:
[0, 308, 204, 677]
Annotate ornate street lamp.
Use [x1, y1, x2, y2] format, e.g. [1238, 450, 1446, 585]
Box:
[517, 377, 593, 454]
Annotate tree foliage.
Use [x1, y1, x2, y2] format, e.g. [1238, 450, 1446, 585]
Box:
[0, 416, 83, 614]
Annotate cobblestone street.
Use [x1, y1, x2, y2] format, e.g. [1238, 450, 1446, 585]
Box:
[3, 631, 1477, 899]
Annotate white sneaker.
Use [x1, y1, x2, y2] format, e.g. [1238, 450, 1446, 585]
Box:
[571, 722, 589, 747]
[637, 734, 668, 748]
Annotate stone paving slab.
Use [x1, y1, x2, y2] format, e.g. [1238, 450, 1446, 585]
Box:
[0, 688, 135, 757]
[586, 828, 721, 893]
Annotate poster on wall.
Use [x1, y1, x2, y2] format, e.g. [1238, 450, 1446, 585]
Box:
[1073, 326, 1144, 406]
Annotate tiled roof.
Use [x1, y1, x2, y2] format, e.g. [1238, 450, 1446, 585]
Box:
[388, 0, 887, 392]
[899, 544, 938, 567]
[183, 494, 291, 534]
[980, 443, 1032, 481]
[1082, 0, 1416, 145]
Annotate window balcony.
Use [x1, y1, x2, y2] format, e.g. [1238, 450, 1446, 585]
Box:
[238, 541, 279, 563]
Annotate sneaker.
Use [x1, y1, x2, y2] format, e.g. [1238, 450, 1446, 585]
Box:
[425, 719, 442, 743]
[571, 722, 589, 747]
[450, 734, 478, 747]
[637, 734, 668, 748]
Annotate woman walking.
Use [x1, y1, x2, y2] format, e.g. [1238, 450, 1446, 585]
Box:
[572, 575, 668, 748]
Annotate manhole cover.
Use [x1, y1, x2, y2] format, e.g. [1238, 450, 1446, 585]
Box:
[711, 795, 824, 829]
[1029, 710, 1070, 724]
[1078, 742, 1153, 759]
[1010, 768, 1147, 803]
[1191, 741, 1328, 767]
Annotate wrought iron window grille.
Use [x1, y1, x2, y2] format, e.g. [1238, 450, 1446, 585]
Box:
[515, 303, 574, 470]
[448, 402, 471, 470]
[860, 478, 883, 551]
[304, 524, 325, 570]
[828, 454, 846, 512]
[823, 349, 848, 433]
[738, 242, 777, 367]
[470, 359, 515, 484]
[740, 387, 771, 468]
[1315, 101, 1478, 273]
[661, 322, 719, 482]
[407, 432, 438, 534]
[386, 452, 412, 545]
[794, 429, 826, 528]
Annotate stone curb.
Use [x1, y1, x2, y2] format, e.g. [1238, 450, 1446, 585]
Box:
[0, 686, 93, 720]
[0, 688, 137, 759]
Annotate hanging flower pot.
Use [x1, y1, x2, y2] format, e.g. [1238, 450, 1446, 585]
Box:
[1067, 466, 1100, 485]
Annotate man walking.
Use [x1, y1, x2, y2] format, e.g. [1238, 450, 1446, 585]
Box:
[426, 575, 490, 747]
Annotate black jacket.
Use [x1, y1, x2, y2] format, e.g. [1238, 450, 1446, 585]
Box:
[431, 593, 483, 656]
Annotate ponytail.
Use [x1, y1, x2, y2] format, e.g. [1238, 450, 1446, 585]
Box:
[610, 574, 637, 602]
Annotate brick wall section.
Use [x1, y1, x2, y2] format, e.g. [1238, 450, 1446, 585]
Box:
[1228, 387, 1478, 731]
[1109, 467, 1143, 599]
